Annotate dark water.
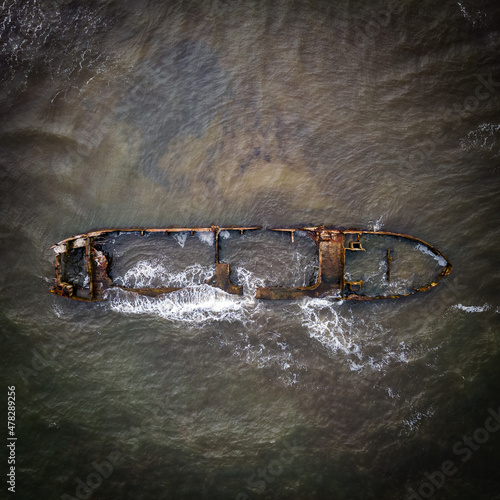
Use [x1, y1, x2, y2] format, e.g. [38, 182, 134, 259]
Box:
[1, 1, 500, 499]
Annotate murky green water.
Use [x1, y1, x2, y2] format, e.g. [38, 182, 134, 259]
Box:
[1, 1, 500, 499]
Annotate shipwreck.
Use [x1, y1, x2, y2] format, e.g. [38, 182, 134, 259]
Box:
[50, 225, 452, 302]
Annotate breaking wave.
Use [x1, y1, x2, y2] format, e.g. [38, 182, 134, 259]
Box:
[416, 243, 448, 267]
[107, 266, 265, 325]
[106, 261, 410, 373]
[113, 261, 214, 288]
[197, 231, 215, 246]
[108, 284, 247, 324]
[299, 298, 409, 372]
[299, 298, 364, 371]
[452, 303, 491, 313]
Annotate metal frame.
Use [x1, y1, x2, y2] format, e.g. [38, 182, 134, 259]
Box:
[50, 225, 452, 302]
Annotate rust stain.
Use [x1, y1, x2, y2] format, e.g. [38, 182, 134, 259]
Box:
[387, 248, 393, 283]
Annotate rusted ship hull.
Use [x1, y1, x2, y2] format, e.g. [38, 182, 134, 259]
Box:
[255, 227, 452, 300]
[50, 225, 258, 301]
[50, 225, 452, 302]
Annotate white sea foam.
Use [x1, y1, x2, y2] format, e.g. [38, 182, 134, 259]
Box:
[401, 407, 435, 434]
[53, 302, 64, 318]
[299, 298, 410, 372]
[107, 260, 410, 373]
[106, 256, 410, 374]
[298, 299, 364, 371]
[452, 303, 491, 313]
[108, 285, 245, 323]
[107, 265, 265, 325]
[197, 231, 214, 246]
[457, 1, 486, 27]
[385, 387, 400, 400]
[368, 216, 384, 232]
[173, 232, 188, 247]
[416, 243, 447, 267]
[114, 261, 213, 288]
[460, 123, 500, 155]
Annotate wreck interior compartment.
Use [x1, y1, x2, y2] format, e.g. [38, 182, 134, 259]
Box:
[222, 230, 319, 289]
[60, 247, 87, 289]
[343, 234, 447, 298]
[100, 231, 216, 289]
